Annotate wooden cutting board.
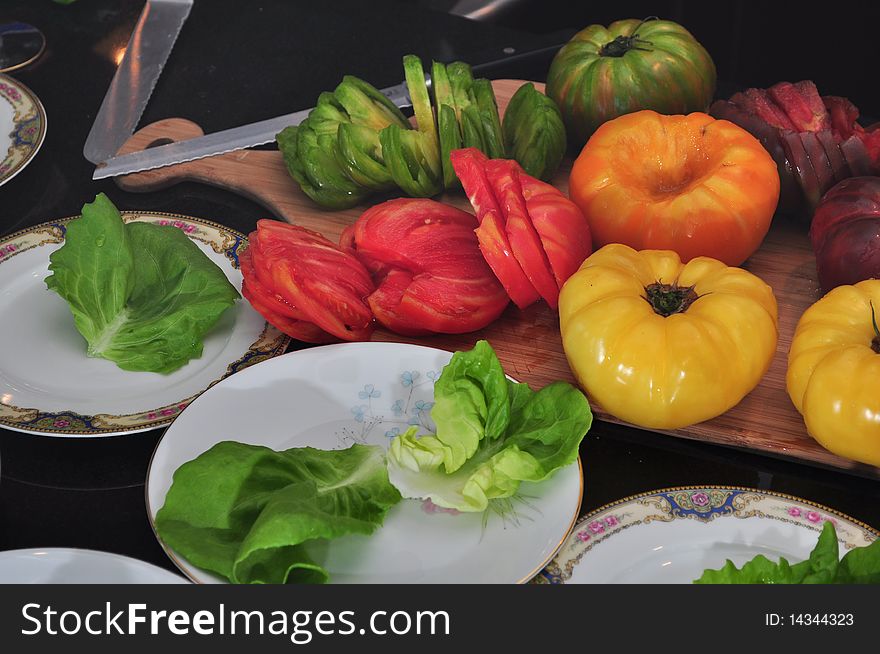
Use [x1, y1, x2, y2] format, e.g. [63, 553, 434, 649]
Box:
[113, 80, 880, 479]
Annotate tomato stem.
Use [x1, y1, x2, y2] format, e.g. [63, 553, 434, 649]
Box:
[644, 282, 698, 317]
[871, 301, 880, 354]
[600, 16, 658, 57]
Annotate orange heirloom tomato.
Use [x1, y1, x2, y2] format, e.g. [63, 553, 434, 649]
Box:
[786, 280, 880, 467]
[569, 110, 780, 266]
[559, 244, 778, 430]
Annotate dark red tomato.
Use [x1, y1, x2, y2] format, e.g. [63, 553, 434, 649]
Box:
[810, 176, 880, 290]
[349, 198, 510, 335]
[242, 220, 375, 341]
[450, 148, 539, 309]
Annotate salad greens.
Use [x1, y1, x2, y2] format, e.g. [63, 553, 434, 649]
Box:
[155, 340, 589, 583]
[387, 340, 591, 512]
[45, 194, 240, 374]
[155, 442, 401, 584]
[694, 522, 880, 584]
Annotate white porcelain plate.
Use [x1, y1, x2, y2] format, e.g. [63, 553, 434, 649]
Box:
[535, 485, 879, 584]
[147, 342, 583, 584]
[0, 548, 188, 584]
[0, 213, 289, 436]
[0, 74, 46, 186]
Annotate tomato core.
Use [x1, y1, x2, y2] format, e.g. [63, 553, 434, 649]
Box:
[599, 16, 658, 57]
[644, 282, 698, 316]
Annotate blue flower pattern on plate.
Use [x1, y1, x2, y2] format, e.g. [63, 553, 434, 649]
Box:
[351, 405, 368, 423]
[339, 369, 437, 446]
[400, 371, 420, 387]
[358, 384, 381, 400]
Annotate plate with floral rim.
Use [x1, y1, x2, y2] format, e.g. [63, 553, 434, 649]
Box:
[0, 74, 46, 186]
[533, 485, 880, 584]
[0, 212, 289, 437]
[146, 342, 584, 584]
[0, 548, 188, 584]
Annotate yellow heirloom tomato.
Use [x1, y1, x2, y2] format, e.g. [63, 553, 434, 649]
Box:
[787, 280, 880, 467]
[559, 244, 778, 430]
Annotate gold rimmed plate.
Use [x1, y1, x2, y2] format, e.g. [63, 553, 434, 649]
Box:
[0, 73, 46, 186]
[535, 485, 879, 584]
[145, 342, 583, 584]
[0, 212, 289, 437]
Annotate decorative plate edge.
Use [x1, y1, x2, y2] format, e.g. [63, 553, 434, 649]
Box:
[0, 212, 290, 436]
[532, 485, 880, 584]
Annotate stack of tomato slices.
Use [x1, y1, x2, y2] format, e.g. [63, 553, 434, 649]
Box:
[342, 198, 510, 335]
[240, 220, 375, 343]
[241, 149, 592, 341]
[451, 148, 591, 309]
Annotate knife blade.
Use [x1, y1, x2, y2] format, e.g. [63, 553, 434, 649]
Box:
[83, 0, 193, 164]
[92, 80, 411, 180]
[92, 43, 563, 180]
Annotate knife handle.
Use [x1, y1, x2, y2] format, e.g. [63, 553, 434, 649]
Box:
[113, 118, 311, 224]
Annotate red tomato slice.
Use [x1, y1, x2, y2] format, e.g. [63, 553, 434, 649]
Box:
[484, 159, 560, 308]
[517, 171, 593, 288]
[239, 245, 337, 343]
[240, 245, 311, 322]
[366, 269, 431, 336]
[473, 212, 540, 309]
[350, 199, 509, 335]
[247, 220, 375, 341]
[449, 148, 503, 219]
[242, 278, 337, 343]
[450, 148, 540, 309]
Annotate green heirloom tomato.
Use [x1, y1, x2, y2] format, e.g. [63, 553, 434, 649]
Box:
[546, 17, 716, 147]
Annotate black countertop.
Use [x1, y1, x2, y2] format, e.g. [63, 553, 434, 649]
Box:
[0, 0, 878, 581]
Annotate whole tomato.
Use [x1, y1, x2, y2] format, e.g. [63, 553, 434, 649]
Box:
[546, 18, 716, 146]
[559, 244, 778, 430]
[787, 280, 880, 466]
[569, 110, 780, 266]
[809, 176, 880, 291]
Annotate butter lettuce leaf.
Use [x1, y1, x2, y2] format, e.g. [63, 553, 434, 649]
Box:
[695, 521, 880, 584]
[155, 442, 401, 584]
[387, 340, 591, 512]
[45, 194, 239, 374]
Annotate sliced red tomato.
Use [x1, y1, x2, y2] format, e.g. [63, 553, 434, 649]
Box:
[241, 220, 375, 342]
[450, 148, 503, 218]
[451, 148, 540, 309]
[350, 198, 509, 335]
[517, 171, 592, 288]
[484, 159, 560, 308]
[240, 246, 336, 343]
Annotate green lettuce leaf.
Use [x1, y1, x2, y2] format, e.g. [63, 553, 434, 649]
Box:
[155, 442, 401, 584]
[45, 194, 240, 373]
[387, 340, 591, 512]
[694, 521, 880, 584]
